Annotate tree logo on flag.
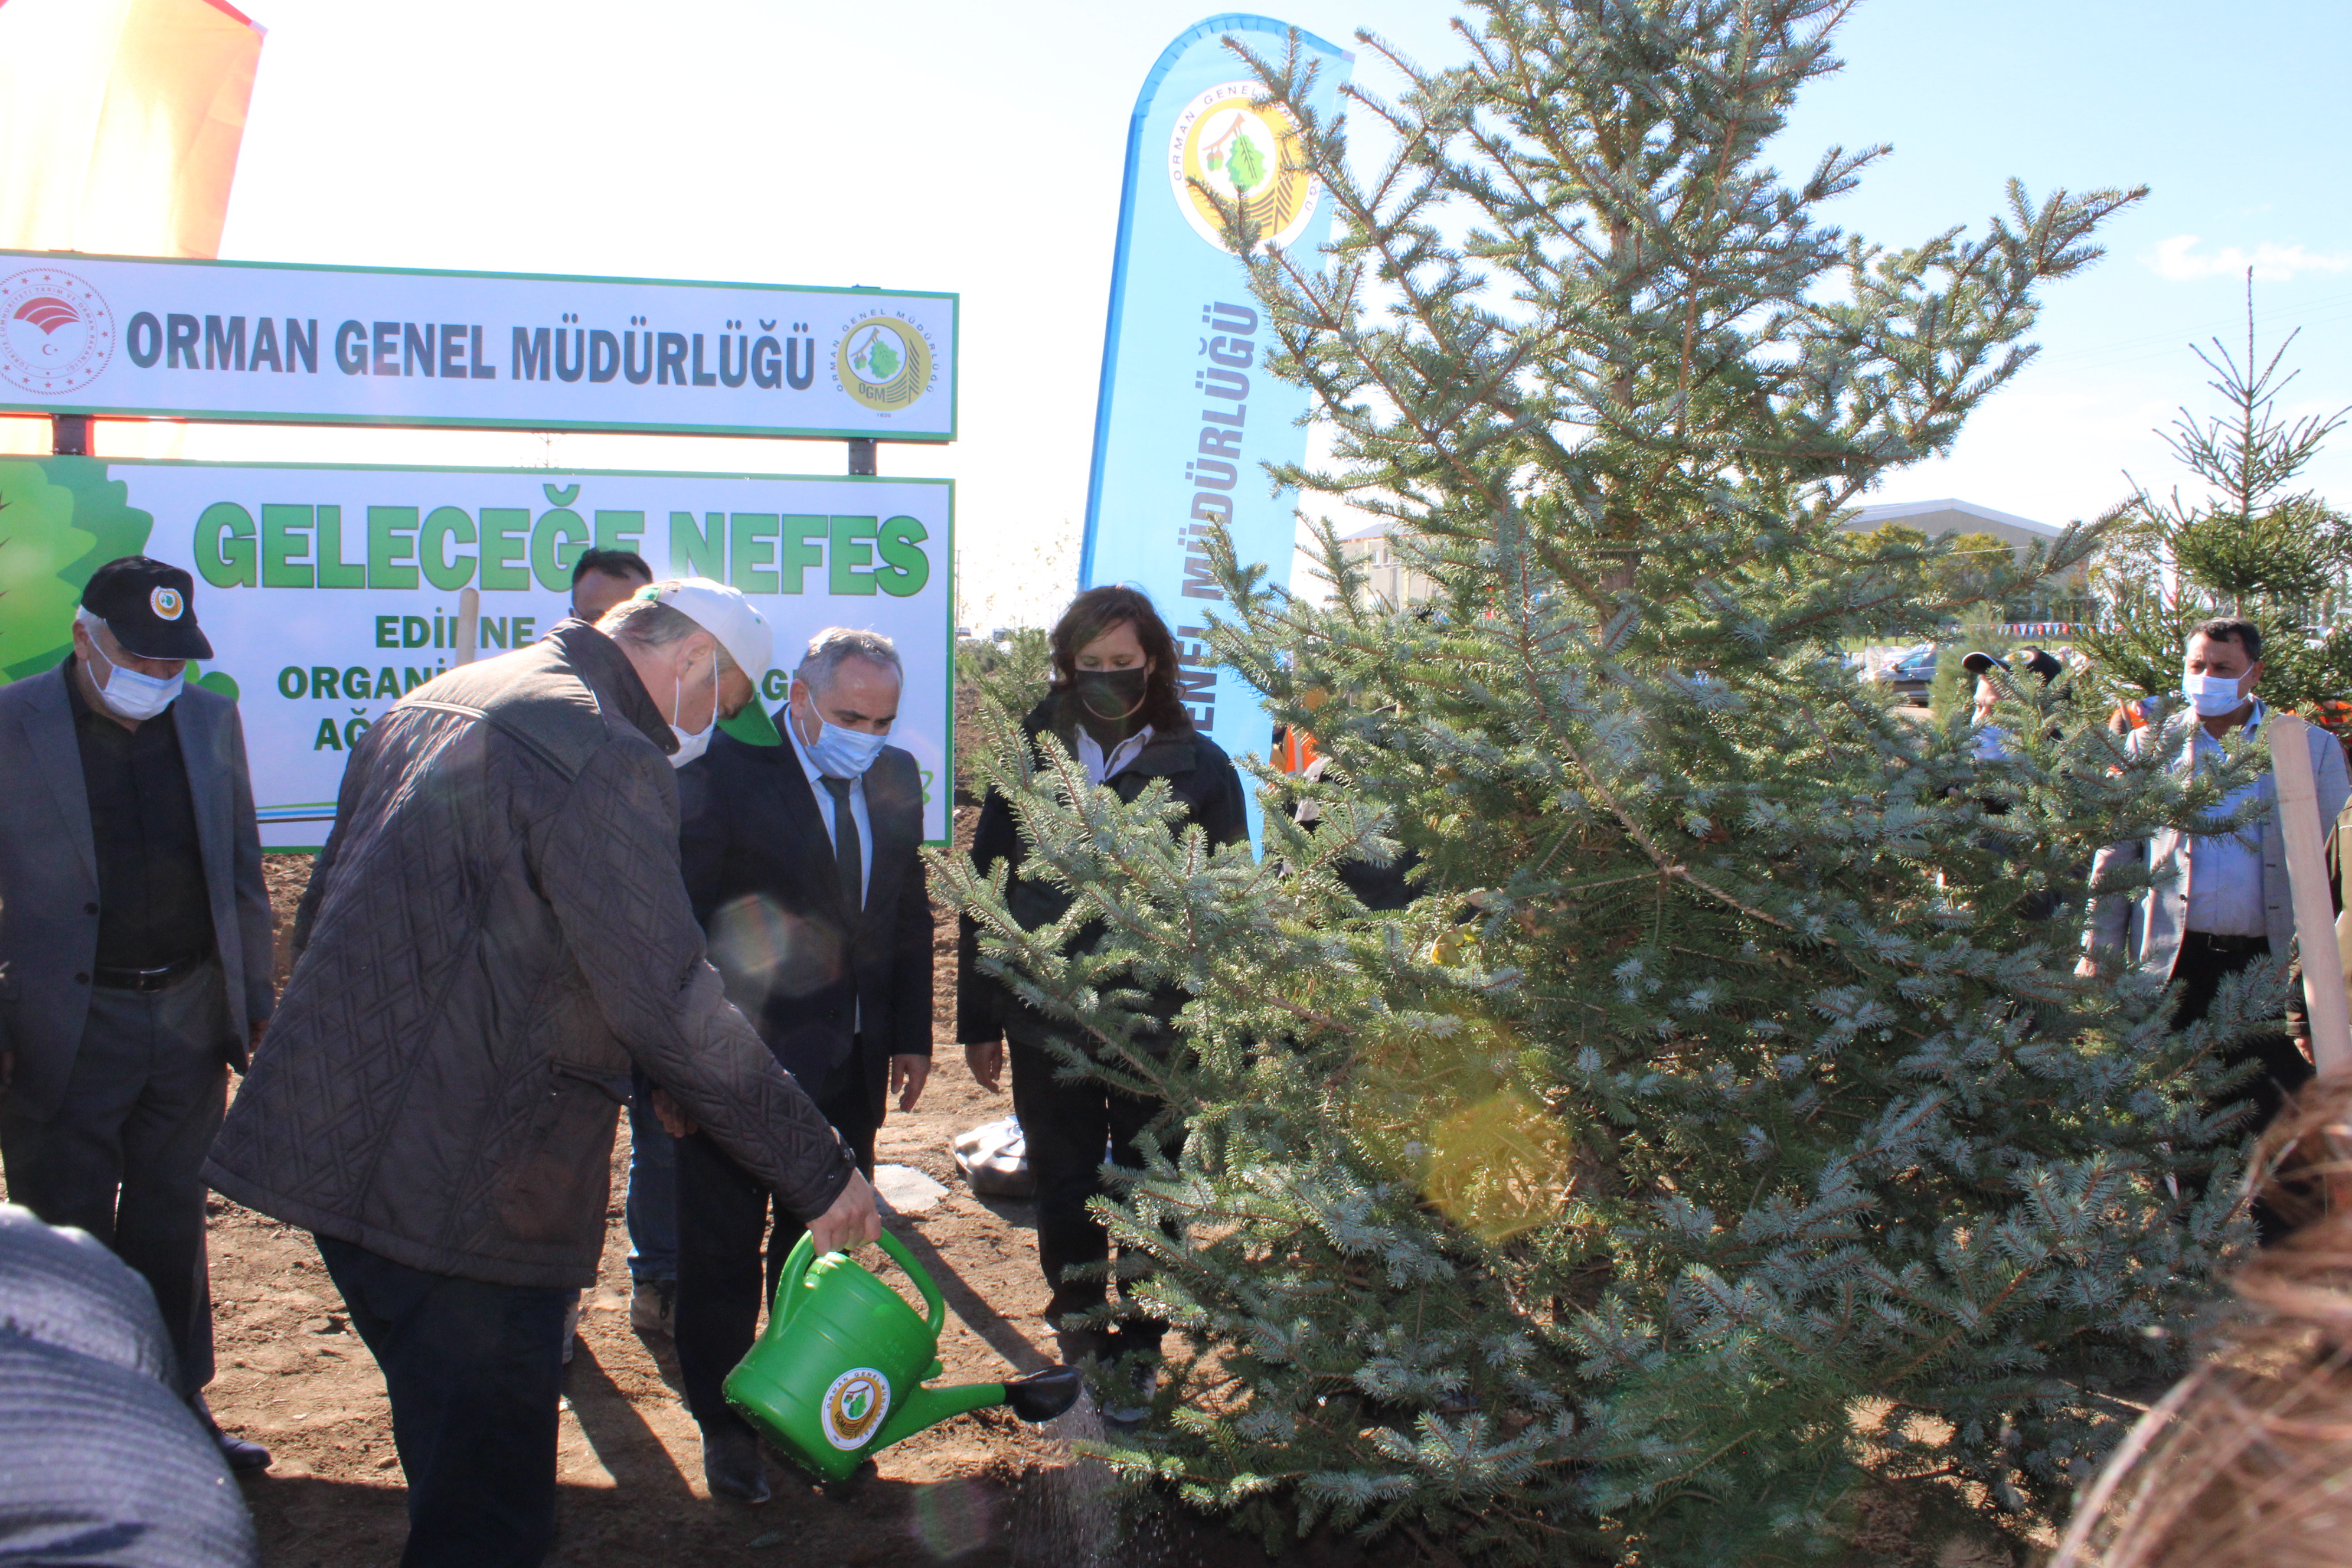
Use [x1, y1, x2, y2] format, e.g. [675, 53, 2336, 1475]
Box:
[0, 269, 116, 396]
[831, 313, 934, 414]
[1169, 81, 1319, 253]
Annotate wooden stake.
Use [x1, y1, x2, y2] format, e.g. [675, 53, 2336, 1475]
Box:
[453, 586, 480, 667]
[2269, 711, 2352, 1075]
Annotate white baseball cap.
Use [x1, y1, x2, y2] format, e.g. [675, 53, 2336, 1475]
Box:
[635, 577, 773, 681]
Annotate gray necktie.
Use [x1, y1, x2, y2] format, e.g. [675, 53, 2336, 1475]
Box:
[821, 775, 861, 914]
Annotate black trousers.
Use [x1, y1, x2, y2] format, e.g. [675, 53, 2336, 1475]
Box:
[317, 1235, 571, 1568]
[673, 1048, 877, 1436]
[0, 959, 230, 1398]
[1008, 1036, 1181, 1360]
[2173, 933, 2314, 1243]
[2173, 935, 2313, 1128]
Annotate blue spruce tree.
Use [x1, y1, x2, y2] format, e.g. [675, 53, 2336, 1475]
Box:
[943, 2, 2288, 1559]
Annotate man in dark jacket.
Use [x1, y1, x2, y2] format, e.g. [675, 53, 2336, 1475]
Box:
[674, 626, 932, 1502]
[207, 580, 877, 1568]
[0, 557, 273, 1471]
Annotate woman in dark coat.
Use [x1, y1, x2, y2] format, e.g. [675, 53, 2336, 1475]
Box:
[957, 587, 1246, 1403]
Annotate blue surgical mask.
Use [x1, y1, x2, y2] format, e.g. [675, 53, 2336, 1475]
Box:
[808, 720, 887, 779]
[95, 659, 183, 721]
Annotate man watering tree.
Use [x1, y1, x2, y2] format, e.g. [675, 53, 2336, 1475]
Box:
[206, 579, 878, 1568]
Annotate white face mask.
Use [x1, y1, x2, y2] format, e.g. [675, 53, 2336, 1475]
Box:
[668, 659, 717, 769]
[91, 649, 184, 721]
[2181, 668, 2248, 718]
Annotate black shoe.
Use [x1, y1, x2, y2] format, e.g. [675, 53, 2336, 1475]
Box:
[191, 1394, 272, 1472]
[819, 1458, 878, 1502]
[1102, 1361, 1158, 1433]
[701, 1423, 770, 1505]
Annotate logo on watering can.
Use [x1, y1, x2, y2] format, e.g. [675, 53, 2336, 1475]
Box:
[820, 1367, 893, 1451]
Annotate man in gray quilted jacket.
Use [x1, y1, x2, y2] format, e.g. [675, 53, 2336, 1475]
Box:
[207, 579, 876, 1567]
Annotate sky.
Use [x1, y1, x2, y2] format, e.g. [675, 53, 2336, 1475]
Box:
[70, 0, 2352, 625]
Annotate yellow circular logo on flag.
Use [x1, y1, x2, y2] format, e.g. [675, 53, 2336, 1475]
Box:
[1168, 81, 1319, 253]
[832, 316, 932, 413]
[150, 586, 184, 621]
[819, 1367, 891, 1451]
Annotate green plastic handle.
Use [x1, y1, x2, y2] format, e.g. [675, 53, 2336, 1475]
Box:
[877, 1227, 946, 1339]
[772, 1231, 818, 1335]
[769, 1228, 945, 1340]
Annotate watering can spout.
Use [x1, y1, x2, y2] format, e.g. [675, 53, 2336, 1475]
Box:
[873, 1378, 1012, 1452]
[870, 1365, 1085, 1449]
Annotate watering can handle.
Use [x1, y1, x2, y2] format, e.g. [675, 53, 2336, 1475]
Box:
[774, 1232, 818, 1331]
[770, 1229, 946, 1340]
[877, 1228, 947, 1338]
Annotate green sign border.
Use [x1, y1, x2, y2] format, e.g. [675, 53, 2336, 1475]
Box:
[0, 250, 960, 444]
[72, 455, 956, 851]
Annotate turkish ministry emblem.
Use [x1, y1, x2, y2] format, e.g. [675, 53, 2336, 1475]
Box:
[1168, 81, 1320, 253]
[0, 269, 116, 396]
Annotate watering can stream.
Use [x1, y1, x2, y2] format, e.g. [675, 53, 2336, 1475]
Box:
[724, 1228, 1083, 1482]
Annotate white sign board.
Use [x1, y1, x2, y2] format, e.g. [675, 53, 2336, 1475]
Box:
[0, 457, 954, 848]
[0, 251, 956, 440]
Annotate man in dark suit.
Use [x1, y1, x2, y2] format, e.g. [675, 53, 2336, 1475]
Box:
[0, 557, 274, 1472]
[672, 627, 933, 1504]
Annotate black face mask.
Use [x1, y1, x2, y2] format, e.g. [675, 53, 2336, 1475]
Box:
[1071, 667, 1149, 741]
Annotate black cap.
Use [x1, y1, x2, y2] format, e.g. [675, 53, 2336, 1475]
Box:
[79, 556, 213, 660]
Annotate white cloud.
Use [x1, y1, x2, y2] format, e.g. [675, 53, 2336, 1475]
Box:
[2144, 234, 2352, 282]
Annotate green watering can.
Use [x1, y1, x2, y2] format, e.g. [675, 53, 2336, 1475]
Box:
[724, 1229, 1082, 1483]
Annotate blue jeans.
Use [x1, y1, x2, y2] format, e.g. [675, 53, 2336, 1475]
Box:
[316, 1234, 570, 1568]
[624, 1077, 677, 1285]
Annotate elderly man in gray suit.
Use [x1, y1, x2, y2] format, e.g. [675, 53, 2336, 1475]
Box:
[2082, 618, 2351, 1222]
[0, 557, 274, 1471]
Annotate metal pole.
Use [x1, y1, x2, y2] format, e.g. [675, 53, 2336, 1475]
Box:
[2269, 711, 2352, 1075]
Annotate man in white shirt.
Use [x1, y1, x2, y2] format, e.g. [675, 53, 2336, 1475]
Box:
[670, 628, 933, 1503]
[2083, 618, 2349, 1171]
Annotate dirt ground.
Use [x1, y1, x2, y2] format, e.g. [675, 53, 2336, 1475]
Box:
[5, 817, 1359, 1567]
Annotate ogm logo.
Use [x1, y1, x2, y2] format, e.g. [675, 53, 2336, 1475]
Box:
[831, 313, 934, 415]
[1168, 81, 1319, 253]
[0, 269, 116, 396]
[819, 1366, 891, 1451]
[151, 586, 184, 621]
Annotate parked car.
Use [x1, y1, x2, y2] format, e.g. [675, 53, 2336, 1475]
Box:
[1886, 646, 1937, 704]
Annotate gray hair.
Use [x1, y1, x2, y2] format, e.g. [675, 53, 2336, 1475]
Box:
[599, 593, 740, 677]
[796, 627, 901, 695]
[72, 607, 133, 656]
